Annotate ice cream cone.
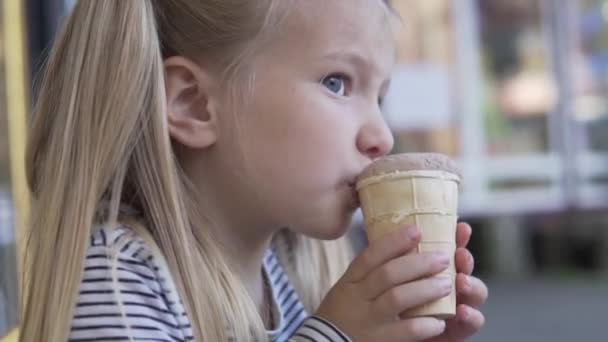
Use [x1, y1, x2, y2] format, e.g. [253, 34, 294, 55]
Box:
[356, 153, 461, 319]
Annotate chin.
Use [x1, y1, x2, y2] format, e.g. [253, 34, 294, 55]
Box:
[304, 213, 354, 241]
[289, 194, 358, 240]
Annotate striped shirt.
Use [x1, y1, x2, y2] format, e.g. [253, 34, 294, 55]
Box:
[69, 226, 350, 342]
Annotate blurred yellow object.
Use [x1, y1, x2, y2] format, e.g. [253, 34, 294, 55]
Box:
[1, 329, 18, 342]
[2, 0, 29, 338]
[4, 0, 31, 257]
[3, 0, 30, 305]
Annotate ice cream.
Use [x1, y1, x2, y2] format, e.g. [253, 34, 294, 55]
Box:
[356, 153, 461, 319]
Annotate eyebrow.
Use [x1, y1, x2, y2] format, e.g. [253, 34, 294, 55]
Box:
[323, 50, 373, 70]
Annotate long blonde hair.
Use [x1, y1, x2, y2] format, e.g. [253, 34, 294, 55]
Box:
[20, 1, 355, 341]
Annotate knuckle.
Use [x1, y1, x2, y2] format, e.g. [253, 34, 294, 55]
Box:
[358, 250, 374, 270]
[378, 264, 396, 286]
[395, 227, 411, 241]
[390, 228, 414, 250]
[386, 288, 406, 310]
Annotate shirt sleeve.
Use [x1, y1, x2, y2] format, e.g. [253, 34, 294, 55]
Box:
[290, 316, 352, 342]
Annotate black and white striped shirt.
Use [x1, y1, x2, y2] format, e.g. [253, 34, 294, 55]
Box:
[69, 226, 350, 342]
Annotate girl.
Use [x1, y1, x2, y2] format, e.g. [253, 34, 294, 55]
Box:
[20, 1, 487, 341]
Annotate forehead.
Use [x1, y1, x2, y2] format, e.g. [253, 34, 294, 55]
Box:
[291, 0, 393, 34]
[266, 0, 396, 67]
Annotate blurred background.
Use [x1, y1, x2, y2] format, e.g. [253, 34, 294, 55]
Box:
[1, 0, 607, 341]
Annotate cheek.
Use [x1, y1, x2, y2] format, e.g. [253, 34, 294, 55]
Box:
[251, 94, 354, 181]
[235, 90, 360, 231]
[237, 94, 358, 221]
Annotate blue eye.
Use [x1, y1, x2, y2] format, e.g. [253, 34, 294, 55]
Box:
[321, 74, 348, 96]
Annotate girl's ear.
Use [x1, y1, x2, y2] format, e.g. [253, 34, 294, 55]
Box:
[164, 56, 220, 149]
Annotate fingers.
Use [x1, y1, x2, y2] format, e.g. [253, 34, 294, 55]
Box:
[346, 226, 421, 283]
[362, 252, 451, 300]
[456, 274, 488, 308]
[380, 318, 446, 342]
[456, 222, 472, 248]
[443, 305, 486, 340]
[455, 247, 475, 275]
[372, 276, 452, 320]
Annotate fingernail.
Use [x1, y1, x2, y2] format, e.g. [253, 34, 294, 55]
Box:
[464, 275, 472, 291]
[407, 226, 420, 239]
[459, 307, 471, 322]
[435, 252, 451, 266]
[438, 276, 452, 293]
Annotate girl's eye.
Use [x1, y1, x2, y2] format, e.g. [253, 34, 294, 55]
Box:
[321, 74, 349, 96]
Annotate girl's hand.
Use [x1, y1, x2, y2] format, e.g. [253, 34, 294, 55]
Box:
[315, 225, 453, 341]
[428, 223, 488, 342]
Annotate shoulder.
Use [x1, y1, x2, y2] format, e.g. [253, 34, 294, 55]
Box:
[84, 225, 164, 293]
[88, 224, 156, 268]
[70, 225, 192, 341]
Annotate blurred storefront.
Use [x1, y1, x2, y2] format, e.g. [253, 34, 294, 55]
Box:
[385, 0, 608, 215]
[376, 0, 608, 279]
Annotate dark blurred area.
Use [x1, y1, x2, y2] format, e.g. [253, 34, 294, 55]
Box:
[2, 0, 608, 341]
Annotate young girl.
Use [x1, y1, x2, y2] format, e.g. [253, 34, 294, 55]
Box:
[20, 1, 487, 341]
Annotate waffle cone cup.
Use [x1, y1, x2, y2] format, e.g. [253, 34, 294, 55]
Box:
[356, 153, 461, 319]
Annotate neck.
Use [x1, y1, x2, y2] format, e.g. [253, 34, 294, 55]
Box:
[179, 148, 280, 320]
[222, 227, 273, 291]
[213, 216, 277, 327]
[195, 188, 274, 282]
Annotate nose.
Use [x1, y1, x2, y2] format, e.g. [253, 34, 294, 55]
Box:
[356, 111, 395, 160]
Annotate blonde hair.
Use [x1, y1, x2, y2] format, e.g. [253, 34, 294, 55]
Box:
[20, 1, 355, 341]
